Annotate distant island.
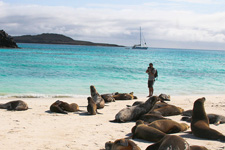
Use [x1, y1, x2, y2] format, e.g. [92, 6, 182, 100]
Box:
[13, 33, 123, 47]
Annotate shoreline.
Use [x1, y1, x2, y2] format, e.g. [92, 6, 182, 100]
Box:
[0, 95, 224, 150]
[1, 93, 225, 99]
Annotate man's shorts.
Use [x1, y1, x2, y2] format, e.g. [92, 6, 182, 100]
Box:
[148, 80, 155, 88]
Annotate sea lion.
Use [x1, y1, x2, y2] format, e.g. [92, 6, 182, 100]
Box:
[113, 92, 137, 100]
[0, 100, 28, 111]
[145, 135, 190, 150]
[132, 120, 165, 142]
[50, 100, 68, 114]
[101, 94, 115, 103]
[158, 93, 170, 102]
[90, 85, 105, 109]
[139, 114, 170, 123]
[87, 97, 98, 115]
[148, 119, 189, 134]
[111, 96, 169, 123]
[126, 101, 144, 107]
[149, 104, 184, 116]
[190, 145, 208, 150]
[182, 109, 193, 116]
[154, 101, 169, 108]
[191, 97, 225, 141]
[59, 102, 81, 112]
[182, 109, 225, 125]
[50, 100, 82, 114]
[105, 138, 141, 150]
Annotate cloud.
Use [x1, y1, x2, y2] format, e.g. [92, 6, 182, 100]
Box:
[168, 0, 221, 4]
[0, 1, 225, 49]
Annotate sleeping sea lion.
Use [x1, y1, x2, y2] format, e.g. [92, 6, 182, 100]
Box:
[101, 94, 115, 103]
[191, 97, 225, 141]
[154, 101, 170, 108]
[59, 102, 81, 112]
[113, 92, 137, 100]
[190, 145, 208, 150]
[87, 97, 98, 115]
[0, 100, 28, 111]
[105, 138, 141, 150]
[132, 120, 165, 142]
[111, 96, 169, 123]
[148, 119, 189, 134]
[182, 109, 193, 116]
[158, 93, 170, 102]
[149, 104, 184, 116]
[145, 135, 190, 150]
[126, 101, 144, 107]
[182, 109, 225, 125]
[90, 85, 105, 109]
[50, 100, 68, 114]
[139, 114, 170, 123]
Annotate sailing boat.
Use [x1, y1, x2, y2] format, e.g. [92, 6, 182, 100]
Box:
[132, 27, 148, 49]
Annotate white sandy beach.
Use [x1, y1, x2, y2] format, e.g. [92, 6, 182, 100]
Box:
[0, 95, 225, 150]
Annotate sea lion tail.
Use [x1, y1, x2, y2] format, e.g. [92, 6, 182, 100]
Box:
[77, 109, 86, 112]
[181, 116, 191, 122]
[109, 119, 117, 122]
[0, 104, 7, 109]
[109, 119, 123, 123]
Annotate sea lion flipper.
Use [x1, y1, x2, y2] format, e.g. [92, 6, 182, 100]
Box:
[96, 110, 102, 114]
[7, 103, 13, 110]
[125, 135, 133, 139]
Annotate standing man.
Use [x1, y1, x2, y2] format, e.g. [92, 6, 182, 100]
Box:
[146, 63, 156, 97]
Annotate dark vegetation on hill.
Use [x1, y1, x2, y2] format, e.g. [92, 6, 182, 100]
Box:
[0, 30, 19, 48]
[13, 33, 123, 47]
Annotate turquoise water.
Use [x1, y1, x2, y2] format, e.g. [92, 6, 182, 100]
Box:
[0, 43, 224, 98]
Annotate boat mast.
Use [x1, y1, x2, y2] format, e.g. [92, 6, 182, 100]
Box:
[140, 27, 142, 46]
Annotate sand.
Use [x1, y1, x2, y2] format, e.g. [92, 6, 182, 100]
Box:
[0, 95, 225, 150]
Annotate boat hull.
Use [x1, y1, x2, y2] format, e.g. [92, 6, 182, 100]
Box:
[132, 46, 148, 50]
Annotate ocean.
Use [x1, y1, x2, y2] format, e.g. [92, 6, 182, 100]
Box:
[0, 43, 224, 98]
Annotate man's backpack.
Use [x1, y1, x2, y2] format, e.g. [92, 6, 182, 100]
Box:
[154, 69, 158, 79]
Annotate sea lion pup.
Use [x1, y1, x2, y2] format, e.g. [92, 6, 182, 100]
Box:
[149, 104, 184, 116]
[90, 85, 105, 109]
[191, 97, 225, 141]
[145, 135, 190, 150]
[87, 97, 98, 115]
[182, 109, 225, 125]
[101, 94, 115, 103]
[148, 119, 189, 134]
[113, 92, 137, 100]
[0, 100, 28, 111]
[139, 114, 170, 123]
[111, 96, 169, 123]
[132, 120, 165, 142]
[105, 138, 141, 150]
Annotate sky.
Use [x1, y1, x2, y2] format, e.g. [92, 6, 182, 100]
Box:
[0, 0, 225, 50]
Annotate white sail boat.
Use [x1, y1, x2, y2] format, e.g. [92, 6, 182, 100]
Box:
[132, 27, 148, 50]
